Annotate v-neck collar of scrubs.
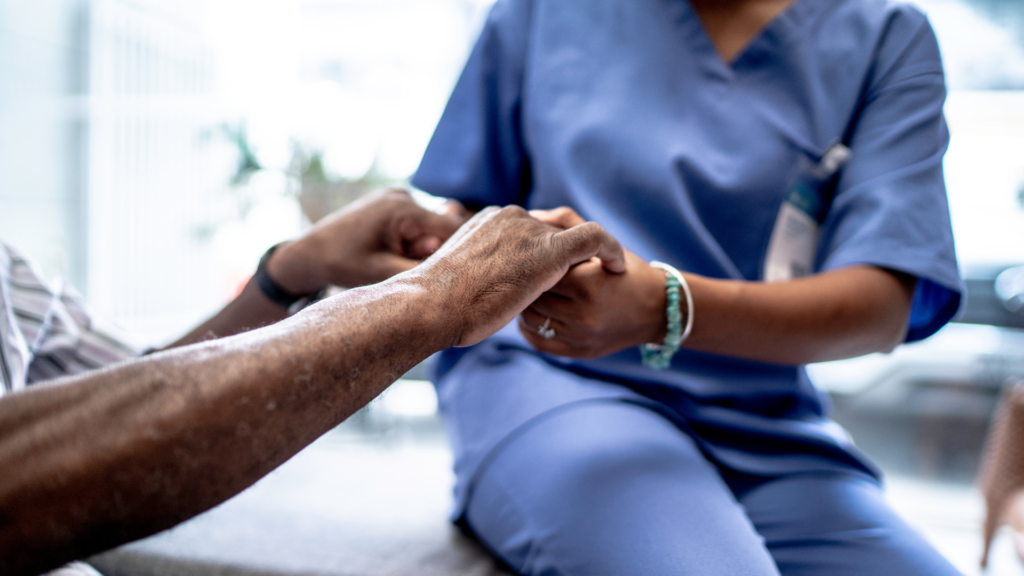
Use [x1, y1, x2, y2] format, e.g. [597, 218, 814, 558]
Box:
[677, 0, 823, 82]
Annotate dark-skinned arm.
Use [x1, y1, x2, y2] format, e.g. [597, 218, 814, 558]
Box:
[519, 207, 915, 365]
[0, 206, 625, 576]
[169, 189, 463, 348]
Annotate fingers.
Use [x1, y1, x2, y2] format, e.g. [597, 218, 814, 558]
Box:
[416, 204, 624, 349]
[529, 207, 586, 229]
[519, 309, 562, 337]
[408, 236, 442, 257]
[398, 208, 464, 259]
[524, 292, 573, 319]
[517, 313, 606, 359]
[368, 253, 421, 284]
[516, 316, 576, 356]
[416, 210, 463, 240]
[543, 258, 605, 299]
[442, 199, 471, 223]
[553, 222, 626, 273]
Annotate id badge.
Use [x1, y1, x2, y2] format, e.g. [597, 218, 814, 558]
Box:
[763, 143, 851, 282]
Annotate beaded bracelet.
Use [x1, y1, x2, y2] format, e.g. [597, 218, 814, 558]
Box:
[640, 261, 694, 370]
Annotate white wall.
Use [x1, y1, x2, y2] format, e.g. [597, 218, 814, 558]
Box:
[0, 0, 88, 285]
[82, 0, 225, 340]
[0, 0, 230, 343]
[0, 0, 496, 344]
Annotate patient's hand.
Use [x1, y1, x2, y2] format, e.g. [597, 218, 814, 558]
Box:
[412, 206, 625, 348]
[268, 189, 467, 292]
[167, 190, 468, 348]
[518, 208, 669, 359]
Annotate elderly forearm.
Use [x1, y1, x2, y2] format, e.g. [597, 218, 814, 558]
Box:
[0, 205, 625, 575]
[0, 276, 452, 576]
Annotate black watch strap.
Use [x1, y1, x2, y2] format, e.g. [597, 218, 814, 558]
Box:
[254, 243, 319, 308]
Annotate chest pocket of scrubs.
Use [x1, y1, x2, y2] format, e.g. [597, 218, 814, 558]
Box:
[763, 143, 851, 282]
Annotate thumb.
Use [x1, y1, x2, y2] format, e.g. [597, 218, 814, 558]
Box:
[409, 235, 443, 258]
[553, 222, 626, 273]
[372, 253, 421, 281]
[441, 199, 471, 223]
[529, 207, 586, 229]
[418, 210, 463, 239]
[400, 211, 463, 258]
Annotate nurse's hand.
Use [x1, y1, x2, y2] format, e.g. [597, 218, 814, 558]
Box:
[421, 206, 626, 347]
[518, 208, 670, 359]
[519, 209, 916, 364]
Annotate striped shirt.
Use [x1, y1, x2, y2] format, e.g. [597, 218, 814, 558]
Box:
[0, 241, 144, 396]
[1, 242, 146, 576]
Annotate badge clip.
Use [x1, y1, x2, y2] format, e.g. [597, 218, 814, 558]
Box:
[763, 142, 851, 282]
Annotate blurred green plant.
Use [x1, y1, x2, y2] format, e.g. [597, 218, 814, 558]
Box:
[223, 124, 263, 187]
[290, 147, 399, 223]
[221, 123, 402, 223]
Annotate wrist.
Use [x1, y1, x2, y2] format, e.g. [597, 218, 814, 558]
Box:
[638, 261, 671, 344]
[266, 240, 328, 296]
[641, 261, 694, 369]
[387, 268, 462, 352]
[403, 255, 497, 349]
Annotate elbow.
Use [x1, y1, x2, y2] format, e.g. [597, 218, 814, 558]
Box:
[870, 268, 917, 355]
[815, 310, 907, 363]
[813, 317, 906, 363]
[876, 316, 909, 354]
[828, 292, 912, 361]
[870, 292, 914, 355]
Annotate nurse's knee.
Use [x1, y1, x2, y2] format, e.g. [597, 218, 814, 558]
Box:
[498, 402, 699, 499]
[468, 402, 781, 576]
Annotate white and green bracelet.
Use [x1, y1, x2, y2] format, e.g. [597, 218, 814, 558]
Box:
[640, 261, 694, 370]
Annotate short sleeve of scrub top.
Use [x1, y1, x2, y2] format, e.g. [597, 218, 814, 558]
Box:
[413, 0, 964, 516]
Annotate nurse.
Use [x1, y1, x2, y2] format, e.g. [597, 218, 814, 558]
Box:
[413, 0, 964, 574]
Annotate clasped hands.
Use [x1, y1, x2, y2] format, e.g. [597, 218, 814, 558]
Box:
[267, 189, 665, 357]
[517, 208, 670, 359]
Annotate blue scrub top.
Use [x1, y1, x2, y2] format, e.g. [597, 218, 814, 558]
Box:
[413, 0, 962, 515]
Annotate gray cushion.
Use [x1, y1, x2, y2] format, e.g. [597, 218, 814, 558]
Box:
[89, 435, 512, 576]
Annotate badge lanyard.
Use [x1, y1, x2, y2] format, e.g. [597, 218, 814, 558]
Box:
[763, 142, 851, 282]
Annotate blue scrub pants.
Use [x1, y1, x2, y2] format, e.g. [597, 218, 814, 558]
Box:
[463, 400, 963, 576]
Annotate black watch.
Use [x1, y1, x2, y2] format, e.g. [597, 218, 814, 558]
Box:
[254, 243, 322, 309]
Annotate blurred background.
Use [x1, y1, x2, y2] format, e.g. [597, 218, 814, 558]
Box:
[0, 0, 494, 341]
[2, 0, 1024, 574]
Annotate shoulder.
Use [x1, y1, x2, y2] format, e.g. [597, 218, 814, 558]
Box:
[820, 0, 940, 65]
[473, 0, 536, 65]
[808, 0, 943, 97]
[484, 0, 535, 32]
[820, 0, 931, 32]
